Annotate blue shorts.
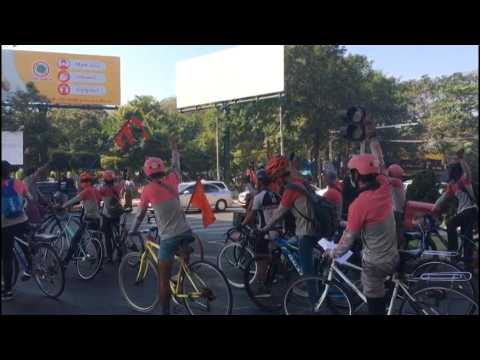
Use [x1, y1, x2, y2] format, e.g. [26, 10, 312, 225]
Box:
[158, 231, 195, 262]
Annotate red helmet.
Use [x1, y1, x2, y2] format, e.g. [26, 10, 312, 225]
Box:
[103, 170, 115, 182]
[80, 172, 93, 182]
[348, 154, 380, 176]
[266, 155, 289, 179]
[387, 164, 405, 179]
[143, 157, 166, 177]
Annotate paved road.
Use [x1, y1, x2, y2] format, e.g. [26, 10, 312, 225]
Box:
[2, 209, 270, 315]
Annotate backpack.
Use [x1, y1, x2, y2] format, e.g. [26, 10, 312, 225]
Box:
[286, 181, 338, 238]
[2, 179, 24, 219]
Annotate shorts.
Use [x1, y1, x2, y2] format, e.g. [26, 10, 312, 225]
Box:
[361, 256, 399, 298]
[159, 231, 195, 262]
[255, 233, 269, 256]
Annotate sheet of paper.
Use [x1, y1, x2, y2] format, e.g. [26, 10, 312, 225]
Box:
[318, 238, 353, 264]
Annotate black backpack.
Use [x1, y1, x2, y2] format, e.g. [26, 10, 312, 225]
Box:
[286, 181, 338, 238]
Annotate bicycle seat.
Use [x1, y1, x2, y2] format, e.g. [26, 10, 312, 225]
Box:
[33, 233, 58, 242]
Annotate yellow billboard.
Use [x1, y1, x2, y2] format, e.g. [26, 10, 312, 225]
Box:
[2, 49, 120, 105]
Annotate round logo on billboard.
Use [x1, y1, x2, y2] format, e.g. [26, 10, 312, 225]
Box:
[57, 83, 71, 96]
[58, 70, 70, 83]
[32, 61, 50, 79]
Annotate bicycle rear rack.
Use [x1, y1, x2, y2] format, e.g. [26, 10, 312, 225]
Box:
[414, 272, 472, 282]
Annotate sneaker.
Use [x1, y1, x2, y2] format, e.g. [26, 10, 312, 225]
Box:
[2, 291, 14, 301]
[21, 271, 32, 282]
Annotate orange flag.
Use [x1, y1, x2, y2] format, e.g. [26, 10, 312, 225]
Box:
[190, 180, 216, 228]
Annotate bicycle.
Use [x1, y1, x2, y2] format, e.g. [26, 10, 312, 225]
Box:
[58, 214, 104, 280]
[118, 228, 232, 315]
[406, 214, 478, 269]
[217, 225, 257, 288]
[2, 225, 65, 299]
[36, 208, 82, 259]
[101, 208, 135, 264]
[243, 228, 323, 312]
[283, 251, 478, 315]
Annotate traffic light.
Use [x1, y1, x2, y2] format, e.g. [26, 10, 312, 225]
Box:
[341, 106, 366, 142]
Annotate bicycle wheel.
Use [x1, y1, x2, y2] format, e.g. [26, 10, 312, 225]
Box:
[283, 276, 352, 315]
[217, 242, 255, 288]
[411, 260, 475, 299]
[31, 243, 65, 298]
[76, 235, 103, 280]
[244, 255, 294, 312]
[1, 256, 19, 292]
[182, 261, 233, 315]
[118, 252, 159, 312]
[398, 286, 478, 315]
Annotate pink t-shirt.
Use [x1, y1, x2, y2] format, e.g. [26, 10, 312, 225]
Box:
[138, 173, 190, 240]
[2, 179, 29, 227]
[139, 173, 180, 209]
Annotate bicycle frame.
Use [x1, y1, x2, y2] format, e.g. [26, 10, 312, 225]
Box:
[135, 235, 206, 302]
[273, 237, 304, 276]
[317, 257, 472, 315]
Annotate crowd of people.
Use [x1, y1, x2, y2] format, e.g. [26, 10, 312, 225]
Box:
[2, 114, 478, 315]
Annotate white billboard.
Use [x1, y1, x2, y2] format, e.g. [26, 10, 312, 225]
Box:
[2, 131, 23, 165]
[176, 45, 284, 109]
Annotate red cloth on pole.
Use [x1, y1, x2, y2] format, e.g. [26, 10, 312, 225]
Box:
[114, 132, 126, 150]
[190, 180, 216, 228]
[131, 115, 150, 140]
[123, 123, 135, 145]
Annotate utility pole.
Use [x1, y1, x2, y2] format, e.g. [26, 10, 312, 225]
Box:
[222, 105, 231, 182]
[216, 116, 220, 180]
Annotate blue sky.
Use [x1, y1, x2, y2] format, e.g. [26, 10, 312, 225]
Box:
[4, 45, 478, 104]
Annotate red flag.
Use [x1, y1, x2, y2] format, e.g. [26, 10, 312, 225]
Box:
[131, 115, 150, 140]
[190, 180, 216, 228]
[113, 132, 126, 150]
[123, 123, 135, 145]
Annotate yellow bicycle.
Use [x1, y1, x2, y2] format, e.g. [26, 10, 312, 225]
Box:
[118, 229, 233, 315]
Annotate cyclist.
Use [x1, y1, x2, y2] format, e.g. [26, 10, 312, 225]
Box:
[260, 155, 317, 282]
[241, 169, 281, 297]
[56, 172, 101, 267]
[326, 118, 399, 315]
[433, 148, 477, 271]
[98, 170, 124, 262]
[129, 140, 194, 315]
[322, 163, 343, 224]
[23, 162, 50, 224]
[386, 164, 406, 249]
[2, 160, 34, 300]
